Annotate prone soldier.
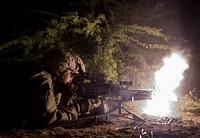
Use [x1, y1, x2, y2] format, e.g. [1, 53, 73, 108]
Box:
[25, 48, 104, 129]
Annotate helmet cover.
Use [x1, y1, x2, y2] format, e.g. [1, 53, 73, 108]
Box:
[42, 49, 77, 73]
[74, 55, 86, 73]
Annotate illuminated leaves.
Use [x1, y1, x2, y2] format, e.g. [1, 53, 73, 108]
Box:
[0, 0, 173, 85]
[112, 24, 170, 50]
[179, 94, 200, 113]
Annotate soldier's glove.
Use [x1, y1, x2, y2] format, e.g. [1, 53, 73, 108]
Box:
[57, 83, 78, 106]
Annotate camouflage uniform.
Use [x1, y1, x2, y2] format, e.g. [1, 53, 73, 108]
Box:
[27, 49, 101, 128]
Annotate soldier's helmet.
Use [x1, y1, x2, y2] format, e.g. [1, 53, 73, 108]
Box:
[74, 55, 86, 73]
[42, 49, 77, 76]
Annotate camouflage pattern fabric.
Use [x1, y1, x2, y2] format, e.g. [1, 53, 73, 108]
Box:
[74, 55, 86, 73]
[42, 49, 77, 75]
[28, 71, 100, 128]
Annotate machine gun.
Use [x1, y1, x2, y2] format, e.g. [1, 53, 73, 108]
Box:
[73, 72, 154, 102]
[73, 70, 154, 122]
[51, 70, 154, 128]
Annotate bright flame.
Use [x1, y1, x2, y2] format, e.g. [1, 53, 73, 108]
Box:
[143, 52, 189, 116]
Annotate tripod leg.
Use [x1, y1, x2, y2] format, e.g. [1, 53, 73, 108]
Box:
[118, 101, 122, 114]
[121, 106, 146, 122]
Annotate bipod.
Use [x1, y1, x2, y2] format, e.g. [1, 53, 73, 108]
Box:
[104, 100, 146, 122]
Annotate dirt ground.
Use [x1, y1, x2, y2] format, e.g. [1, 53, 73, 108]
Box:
[0, 113, 200, 138]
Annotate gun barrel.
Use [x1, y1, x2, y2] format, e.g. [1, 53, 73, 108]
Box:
[121, 89, 154, 101]
[76, 78, 154, 102]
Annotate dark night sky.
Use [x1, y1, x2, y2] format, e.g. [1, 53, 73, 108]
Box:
[180, 1, 200, 46]
[0, 0, 54, 31]
[0, 0, 66, 43]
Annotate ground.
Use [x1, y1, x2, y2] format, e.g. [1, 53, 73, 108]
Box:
[0, 113, 200, 138]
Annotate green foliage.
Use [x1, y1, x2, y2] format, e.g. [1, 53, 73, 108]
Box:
[93, 37, 118, 81]
[101, 23, 170, 86]
[179, 93, 200, 113]
[0, 13, 109, 63]
[0, 0, 173, 87]
[112, 24, 170, 49]
[89, 22, 170, 82]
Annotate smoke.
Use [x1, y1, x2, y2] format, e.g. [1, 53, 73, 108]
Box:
[143, 52, 189, 116]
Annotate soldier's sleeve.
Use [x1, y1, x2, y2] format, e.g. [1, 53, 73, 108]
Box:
[59, 83, 78, 106]
[29, 72, 73, 127]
